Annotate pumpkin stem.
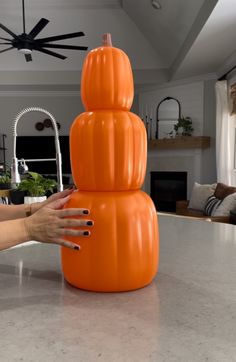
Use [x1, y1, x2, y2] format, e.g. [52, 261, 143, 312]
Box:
[102, 33, 112, 47]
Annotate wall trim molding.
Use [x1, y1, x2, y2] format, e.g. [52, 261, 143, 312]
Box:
[1, 0, 121, 11]
[0, 90, 81, 97]
[136, 72, 217, 93]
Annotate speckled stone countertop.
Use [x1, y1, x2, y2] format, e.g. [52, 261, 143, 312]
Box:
[0, 214, 236, 362]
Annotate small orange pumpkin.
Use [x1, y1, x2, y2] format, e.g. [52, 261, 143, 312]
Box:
[81, 34, 134, 111]
[61, 190, 159, 292]
[70, 110, 147, 190]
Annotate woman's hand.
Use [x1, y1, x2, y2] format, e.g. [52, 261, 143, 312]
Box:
[30, 188, 75, 215]
[24, 195, 93, 250]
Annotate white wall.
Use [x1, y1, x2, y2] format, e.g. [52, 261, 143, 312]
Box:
[138, 80, 217, 198]
[140, 81, 205, 137]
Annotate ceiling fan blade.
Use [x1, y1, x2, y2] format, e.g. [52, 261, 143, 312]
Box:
[28, 18, 49, 39]
[38, 43, 88, 51]
[0, 36, 11, 41]
[0, 23, 18, 39]
[0, 46, 14, 54]
[36, 31, 85, 43]
[25, 53, 32, 62]
[0, 42, 12, 45]
[35, 47, 67, 60]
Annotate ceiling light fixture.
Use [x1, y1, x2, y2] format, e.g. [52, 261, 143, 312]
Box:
[0, 0, 88, 62]
[19, 48, 32, 54]
[151, 0, 161, 10]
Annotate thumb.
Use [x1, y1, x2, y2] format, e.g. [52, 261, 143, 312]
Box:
[46, 195, 71, 210]
[47, 187, 74, 203]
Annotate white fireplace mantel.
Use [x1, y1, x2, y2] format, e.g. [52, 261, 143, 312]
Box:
[144, 144, 209, 199]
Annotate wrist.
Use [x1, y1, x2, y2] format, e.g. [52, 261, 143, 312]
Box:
[25, 204, 32, 217]
[29, 202, 42, 215]
[22, 218, 32, 241]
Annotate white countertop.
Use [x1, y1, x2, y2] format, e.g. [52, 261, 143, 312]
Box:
[0, 214, 236, 362]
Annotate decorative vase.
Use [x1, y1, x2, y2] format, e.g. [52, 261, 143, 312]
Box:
[61, 33, 159, 292]
[176, 127, 184, 136]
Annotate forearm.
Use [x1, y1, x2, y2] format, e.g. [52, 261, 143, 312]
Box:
[0, 204, 30, 221]
[0, 218, 29, 251]
[0, 189, 75, 222]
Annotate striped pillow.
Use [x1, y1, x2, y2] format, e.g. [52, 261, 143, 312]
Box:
[204, 195, 222, 216]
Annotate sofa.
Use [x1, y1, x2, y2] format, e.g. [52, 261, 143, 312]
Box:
[176, 182, 236, 223]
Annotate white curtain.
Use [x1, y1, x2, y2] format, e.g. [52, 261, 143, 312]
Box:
[215, 80, 234, 185]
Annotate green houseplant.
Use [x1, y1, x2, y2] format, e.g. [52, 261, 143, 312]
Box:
[174, 116, 194, 136]
[0, 171, 11, 190]
[18, 171, 57, 204]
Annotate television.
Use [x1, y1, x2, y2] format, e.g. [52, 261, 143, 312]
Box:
[16, 136, 71, 175]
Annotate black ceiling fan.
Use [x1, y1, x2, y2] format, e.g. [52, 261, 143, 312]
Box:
[0, 0, 88, 62]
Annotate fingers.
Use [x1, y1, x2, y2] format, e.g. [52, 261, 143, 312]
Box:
[58, 208, 90, 217]
[55, 239, 81, 250]
[47, 196, 90, 216]
[57, 187, 75, 197]
[59, 218, 93, 237]
[47, 195, 71, 210]
[62, 229, 91, 237]
[52, 228, 90, 250]
[48, 188, 75, 202]
[60, 218, 94, 228]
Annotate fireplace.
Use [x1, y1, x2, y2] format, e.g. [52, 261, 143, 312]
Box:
[150, 171, 187, 212]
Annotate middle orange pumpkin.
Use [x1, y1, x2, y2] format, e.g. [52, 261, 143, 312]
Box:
[70, 110, 147, 191]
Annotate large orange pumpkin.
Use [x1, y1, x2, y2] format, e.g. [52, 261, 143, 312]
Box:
[61, 190, 158, 292]
[81, 34, 134, 111]
[62, 34, 159, 292]
[70, 110, 147, 190]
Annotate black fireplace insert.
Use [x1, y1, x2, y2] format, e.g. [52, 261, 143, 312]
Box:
[150, 171, 187, 212]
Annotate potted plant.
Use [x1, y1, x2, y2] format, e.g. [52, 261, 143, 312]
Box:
[17, 171, 57, 204]
[9, 187, 25, 204]
[174, 116, 194, 136]
[0, 171, 11, 190]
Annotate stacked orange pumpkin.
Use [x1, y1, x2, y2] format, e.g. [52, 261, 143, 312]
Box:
[61, 34, 159, 292]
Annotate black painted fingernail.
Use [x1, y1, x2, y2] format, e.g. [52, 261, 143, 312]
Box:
[86, 221, 93, 226]
[83, 231, 90, 236]
[83, 210, 89, 214]
[74, 245, 80, 251]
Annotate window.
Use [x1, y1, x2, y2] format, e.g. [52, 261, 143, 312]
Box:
[229, 83, 236, 185]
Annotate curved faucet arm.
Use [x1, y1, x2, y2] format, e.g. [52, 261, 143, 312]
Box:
[12, 107, 63, 192]
[13, 107, 60, 157]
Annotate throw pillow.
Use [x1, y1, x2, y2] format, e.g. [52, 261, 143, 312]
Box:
[204, 195, 222, 216]
[188, 182, 217, 211]
[214, 182, 236, 200]
[213, 192, 236, 216]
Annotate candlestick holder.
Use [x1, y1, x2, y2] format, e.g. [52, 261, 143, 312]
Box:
[149, 117, 153, 140]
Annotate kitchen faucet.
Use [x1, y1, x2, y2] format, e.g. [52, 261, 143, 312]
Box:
[11, 106, 63, 192]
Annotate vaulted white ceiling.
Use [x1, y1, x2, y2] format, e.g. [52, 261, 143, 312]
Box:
[0, 0, 235, 86]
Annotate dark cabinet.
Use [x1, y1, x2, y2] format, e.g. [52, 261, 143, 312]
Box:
[0, 134, 7, 172]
